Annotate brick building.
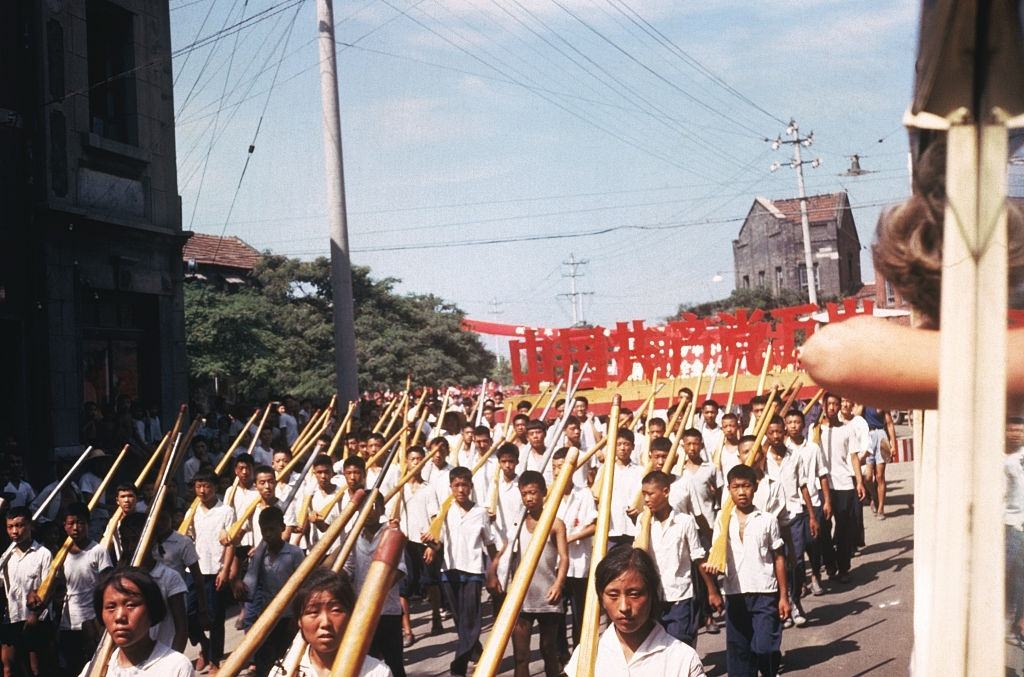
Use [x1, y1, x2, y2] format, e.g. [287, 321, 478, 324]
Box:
[0, 0, 186, 476]
[732, 192, 863, 300]
[183, 233, 262, 287]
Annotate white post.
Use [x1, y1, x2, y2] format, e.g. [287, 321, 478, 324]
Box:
[793, 141, 818, 306]
[317, 0, 359, 401]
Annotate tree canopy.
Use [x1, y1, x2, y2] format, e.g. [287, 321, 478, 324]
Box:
[673, 286, 809, 319]
[185, 255, 495, 401]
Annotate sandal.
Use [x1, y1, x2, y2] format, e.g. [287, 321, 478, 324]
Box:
[403, 632, 416, 648]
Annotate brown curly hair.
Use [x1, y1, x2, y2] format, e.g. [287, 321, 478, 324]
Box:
[873, 135, 1024, 327]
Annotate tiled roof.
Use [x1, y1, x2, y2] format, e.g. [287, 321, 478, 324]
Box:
[855, 282, 877, 300]
[182, 233, 261, 271]
[763, 192, 846, 223]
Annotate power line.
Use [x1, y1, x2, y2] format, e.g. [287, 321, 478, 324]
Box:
[557, 253, 594, 326]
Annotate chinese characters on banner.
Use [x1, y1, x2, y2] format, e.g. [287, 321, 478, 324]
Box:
[508, 298, 875, 391]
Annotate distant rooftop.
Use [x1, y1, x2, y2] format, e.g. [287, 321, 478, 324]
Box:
[182, 233, 261, 271]
[754, 192, 846, 223]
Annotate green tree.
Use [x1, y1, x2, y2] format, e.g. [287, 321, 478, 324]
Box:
[185, 255, 495, 401]
[673, 286, 809, 319]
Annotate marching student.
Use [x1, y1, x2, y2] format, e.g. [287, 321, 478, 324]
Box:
[642, 471, 721, 647]
[468, 425, 496, 502]
[488, 444, 522, 548]
[398, 446, 442, 644]
[860, 405, 897, 519]
[421, 437, 454, 496]
[453, 424, 477, 470]
[1, 506, 54, 677]
[518, 421, 551, 483]
[426, 466, 497, 677]
[819, 393, 866, 583]
[670, 429, 721, 545]
[487, 471, 568, 677]
[698, 400, 724, 460]
[784, 410, 832, 597]
[838, 398, 871, 548]
[717, 413, 742, 477]
[86, 567, 195, 676]
[116, 513, 188, 654]
[551, 448, 597, 656]
[226, 453, 259, 612]
[648, 437, 673, 475]
[251, 464, 297, 546]
[182, 438, 211, 486]
[114, 483, 144, 516]
[572, 398, 604, 450]
[57, 502, 112, 674]
[763, 416, 818, 627]
[272, 448, 300, 501]
[2, 456, 36, 508]
[601, 429, 643, 548]
[344, 496, 408, 677]
[189, 468, 235, 671]
[563, 547, 706, 676]
[150, 511, 210, 663]
[709, 464, 789, 677]
[301, 455, 344, 550]
[509, 413, 530, 449]
[269, 569, 391, 677]
[239, 506, 304, 676]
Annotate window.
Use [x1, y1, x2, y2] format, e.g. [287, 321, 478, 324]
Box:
[758, 270, 766, 287]
[742, 275, 750, 289]
[798, 263, 820, 290]
[885, 280, 897, 305]
[87, 0, 137, 144]
[775, 266, 784, 290]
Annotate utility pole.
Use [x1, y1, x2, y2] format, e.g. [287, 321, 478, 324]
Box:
[769, 119, 822, 306]
[487, 298, 503, 357]
[557, 253, 594, 326]
[317, 0, 359, 401]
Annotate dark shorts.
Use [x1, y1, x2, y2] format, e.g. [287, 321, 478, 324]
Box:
[400, 542, 440, 598]
[0, 620, 53, 651]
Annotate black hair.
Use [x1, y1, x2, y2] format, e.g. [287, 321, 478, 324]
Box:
[721, 413, 739, 423]
[594, 547, 662, 612]
[367, 432, 386, 445]
[749, 395, 768, 407]
[234, 453, 255, 467]
[313, 454, 333, 469]
[525, 420, 546, 433]
[449, 466, 472, 484]
[258, 505, 284, 530]
[641, 470, 672, 489]
[5, 506, 31, 523]
[784, 409, 805, 424]
[342, 456, 366, 472]
[552, 447, 569, 461]
[563, 415, 581, 428]
[575, 396, 590, 407]
[647, 417, 666, 429]
[738, 434, 758, 446]
[767, 415, 785, 428]
[496, 443, 520, 460]
[726, 464, 758, 485]
[516, 401, 533, 411]
[254, 464, 275, 478]
[649, 437, 672, 453]
[428, 437, 450, 451]
[61, 501, 91, 523]
[702, 399, 721, 410]
[93, 566, 167, 626]
[293, 568, 356, 618]
[616, 428, 634, 444]
[115, 483, 138, 496]
[1009, 417, 1024, 425]
[473, 425, 491, 437]
[273, 447, 292, 458]
[518, 470, 546, 492]
[406, 444, 426, 458]
[681, 427, 703, 441]
[192, 469, 217, 487]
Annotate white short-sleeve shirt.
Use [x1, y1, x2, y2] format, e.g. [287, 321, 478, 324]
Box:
[491, 474, 522, 547]
[603, 462, 643, 538]
[764, 448, 804, 523]
[2, 541, 52, 623]
[148, 562, 187, 648]
[400, 481, 439, 544]
[3, 480, 36, 508]
[713, 509, 784, 595]
[441, 503, 493, 574]
[564, 622, 705, 676]
[650, 511, 706, 602]
[556, 487, 597, 578]
[787, 438, 827, 508]
[821, 423, 857, 491]
[344, 528, 407, 616]
[79, 642, 195, 677]
[192, 501, 234, 576]
[62, 541, 112, 629]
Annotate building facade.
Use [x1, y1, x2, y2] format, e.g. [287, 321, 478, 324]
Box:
[732, 192, 863, 300]
[1, 0, 185, 477]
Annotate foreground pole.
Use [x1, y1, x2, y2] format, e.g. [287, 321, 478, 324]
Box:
[317, 0, 359, 402]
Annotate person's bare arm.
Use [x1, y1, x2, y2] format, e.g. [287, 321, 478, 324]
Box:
[884, 411, 898, 452]
[567, 523, 596, 543]
[774, 550, 791, 620]
[168, 592, 187, 652]
[549, 519, 569, 602]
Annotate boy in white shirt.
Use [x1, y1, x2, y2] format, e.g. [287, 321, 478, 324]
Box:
[600, 429, 643, 548]
[344, 496, 408, 677]
[301, 455, 343, 550]
[785, 410, 832, 596]
[189, 469, 235, 670]
[642, 471, 721, 648]
[552, 448, 596, 655]
[698, 400, 724, 461]
[716, 414, 742, 477]
[488, 444, 522, 548]
[57, 502, 112, 674]
[2, 456, 36, 508]
[708, 464, 789, 677]
[1, 506, 53, 676]
[517, 421, 551, 483]
[670, 429, 721, 545]
[425, 466, 497, 677]
[398, 446, 442, 644]
[819, 393, 866, 583]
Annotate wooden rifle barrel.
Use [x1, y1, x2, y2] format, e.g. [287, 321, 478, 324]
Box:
[690, 369, 705, 427]
[329, 527, 407, 676]
[328, 402, 356, 458]
[724, 369, 739, 412]
[425, 441, 501, 543]
[802, 388, 825, 416]
[660, 400, 694, 477]
[575, 395, 621, 677]
[755, 339, 774, 396]
[246, 402, 274, 457]
[372, 396, 397, 434]
[778, 378, 804, 417]
[382, 391, 409, 438]
[408, 391, 431, 446]
[704, 398, 779, 573]
[473, 447, 580, 677]
[217, 488, 368, 677]
[37, 444, 130, 602]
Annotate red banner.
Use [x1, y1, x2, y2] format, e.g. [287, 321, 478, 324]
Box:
[491, 298, 878, 391]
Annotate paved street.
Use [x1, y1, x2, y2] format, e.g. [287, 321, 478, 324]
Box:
[194, 461, 1024, 676]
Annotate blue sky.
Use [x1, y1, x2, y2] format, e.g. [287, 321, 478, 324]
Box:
[171, 0, 920, 339]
